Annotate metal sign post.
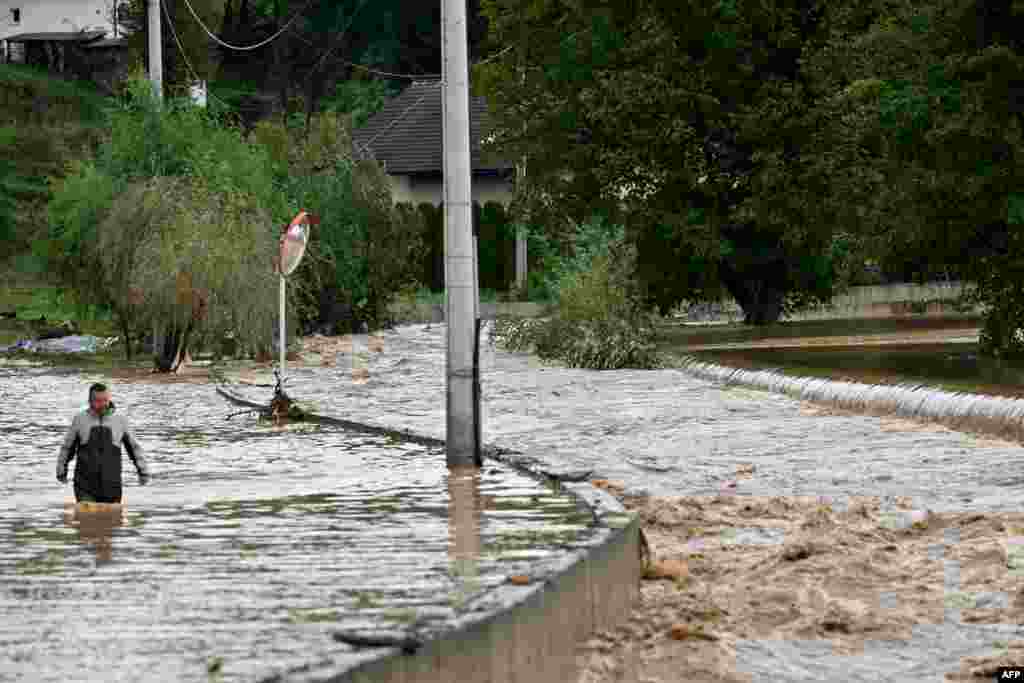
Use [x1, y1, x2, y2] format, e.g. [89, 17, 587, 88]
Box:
[277, 211, 314, 384]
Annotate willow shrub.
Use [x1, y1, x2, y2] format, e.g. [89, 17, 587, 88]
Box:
[44, 72, 291, 361]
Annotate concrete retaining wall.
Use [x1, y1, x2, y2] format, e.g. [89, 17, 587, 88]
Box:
[329, 514, 639, 683]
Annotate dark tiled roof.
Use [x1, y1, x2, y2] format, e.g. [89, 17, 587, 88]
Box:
[4, 31, 106, 43]
[351, 80, 513, 174]
[84, 37, 128, 49]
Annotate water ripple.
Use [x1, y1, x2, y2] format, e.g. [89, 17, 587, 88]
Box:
[0, 369, 596, 683]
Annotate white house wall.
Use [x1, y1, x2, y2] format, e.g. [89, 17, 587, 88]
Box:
[0, 0, 115, 42]
[389, 175, 513, 207]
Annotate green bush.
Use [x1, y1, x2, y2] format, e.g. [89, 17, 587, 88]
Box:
[253, 112, 425, 331]
[321, 78, 398, 129]
[401, 201, 517, 294]
[489, 216, 662, 369]
[43, 73, 288, 363]
[967, 258, 1024, 360]
[0, 63, 110, 125]
[0, 127, 17, 245]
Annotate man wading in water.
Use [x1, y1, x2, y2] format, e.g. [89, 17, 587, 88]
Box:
[56, 383, 150, 503]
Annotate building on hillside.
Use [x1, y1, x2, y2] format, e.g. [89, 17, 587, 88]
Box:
[351, 78, 529, 290]
[0, 0, 127, 88]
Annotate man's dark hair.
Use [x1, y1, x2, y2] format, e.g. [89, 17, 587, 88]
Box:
[88, 383, 108, 401]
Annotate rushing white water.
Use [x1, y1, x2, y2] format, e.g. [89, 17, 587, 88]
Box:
[678, 355, 1024, 444]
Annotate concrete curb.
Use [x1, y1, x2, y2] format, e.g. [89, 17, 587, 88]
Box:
[677, 355, 1024, 444]
[216, 388, 642, 683]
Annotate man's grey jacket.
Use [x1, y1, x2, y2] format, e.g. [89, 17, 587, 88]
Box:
[56, 403, 149, 503]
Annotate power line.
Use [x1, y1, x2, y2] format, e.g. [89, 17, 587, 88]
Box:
[306, 0, 372, 79]
[475, 44, 515, 67]
[355, 86, 434, 159]
[161, 0, 235, 110]
[348, 47, 519, 156]
[343, 61, 440, 80]
[339, 44, 514, 80]
[179, 0, 315, 51]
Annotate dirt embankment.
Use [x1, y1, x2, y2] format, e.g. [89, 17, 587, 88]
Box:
[577, 480, 1024, 683]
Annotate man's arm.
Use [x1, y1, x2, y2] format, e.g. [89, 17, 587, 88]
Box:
[56, 416, 79, 483]
[121, 418, 149, 484]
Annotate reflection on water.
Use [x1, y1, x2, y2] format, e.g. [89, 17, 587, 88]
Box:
[62, 502, 125, 564]
[0, 369, 596, 682]
[448, 466, 483, 607]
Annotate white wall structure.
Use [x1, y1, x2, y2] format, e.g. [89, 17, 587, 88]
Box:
[0, 0, 115, 41]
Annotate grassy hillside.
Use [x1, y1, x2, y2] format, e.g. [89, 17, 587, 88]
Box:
[0, 64, 111, 259]
[0, 65, 114, 332]
[0, 63, 110, 124]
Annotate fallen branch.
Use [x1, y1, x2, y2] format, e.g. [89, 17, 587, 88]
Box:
[332, 631, 422, 654]
[539, 469, 594, 483]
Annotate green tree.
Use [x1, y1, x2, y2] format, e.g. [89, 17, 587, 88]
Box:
[0, 127, 20, 246]
[477, 0, 847, 324]
[44, 73, 287, 370]
[122, 0, 224, 92]
[798, 0, 1024, 355]
[252, 110, 425, 332]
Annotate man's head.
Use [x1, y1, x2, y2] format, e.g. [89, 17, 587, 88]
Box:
[88, 383, 111, 415]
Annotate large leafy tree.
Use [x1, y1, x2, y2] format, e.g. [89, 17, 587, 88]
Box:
[798, 0, 1024, 355]
[123, 0, 224, 91]
[216, 0, 490, 119]
[476, 0, 847, 324]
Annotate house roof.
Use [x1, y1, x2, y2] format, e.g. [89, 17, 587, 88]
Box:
[4, 31, 106, 43]
[351, 79, 513, 175]
[84, 37, 127, 49]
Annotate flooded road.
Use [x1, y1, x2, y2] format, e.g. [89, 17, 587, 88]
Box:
[241, 323, 1024, 682]
[0, 366, 597, 682]
[7, 315, 1024, 683]
[251, 324, 1024, 513]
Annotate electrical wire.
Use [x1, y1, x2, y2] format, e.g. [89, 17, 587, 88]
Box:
[335, 43, 514, 80]
[180, 0, 316, 51]
[161, 0, 236, 110]
[305, 0, 373, 79]
[354, 86, 434, 159]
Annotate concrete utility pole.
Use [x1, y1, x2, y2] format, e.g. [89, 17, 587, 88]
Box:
[514, 13, 528, 293]
[442, 0, 481, 468]
[147, 0, 162, 101]
[515, 163, 527, 291]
